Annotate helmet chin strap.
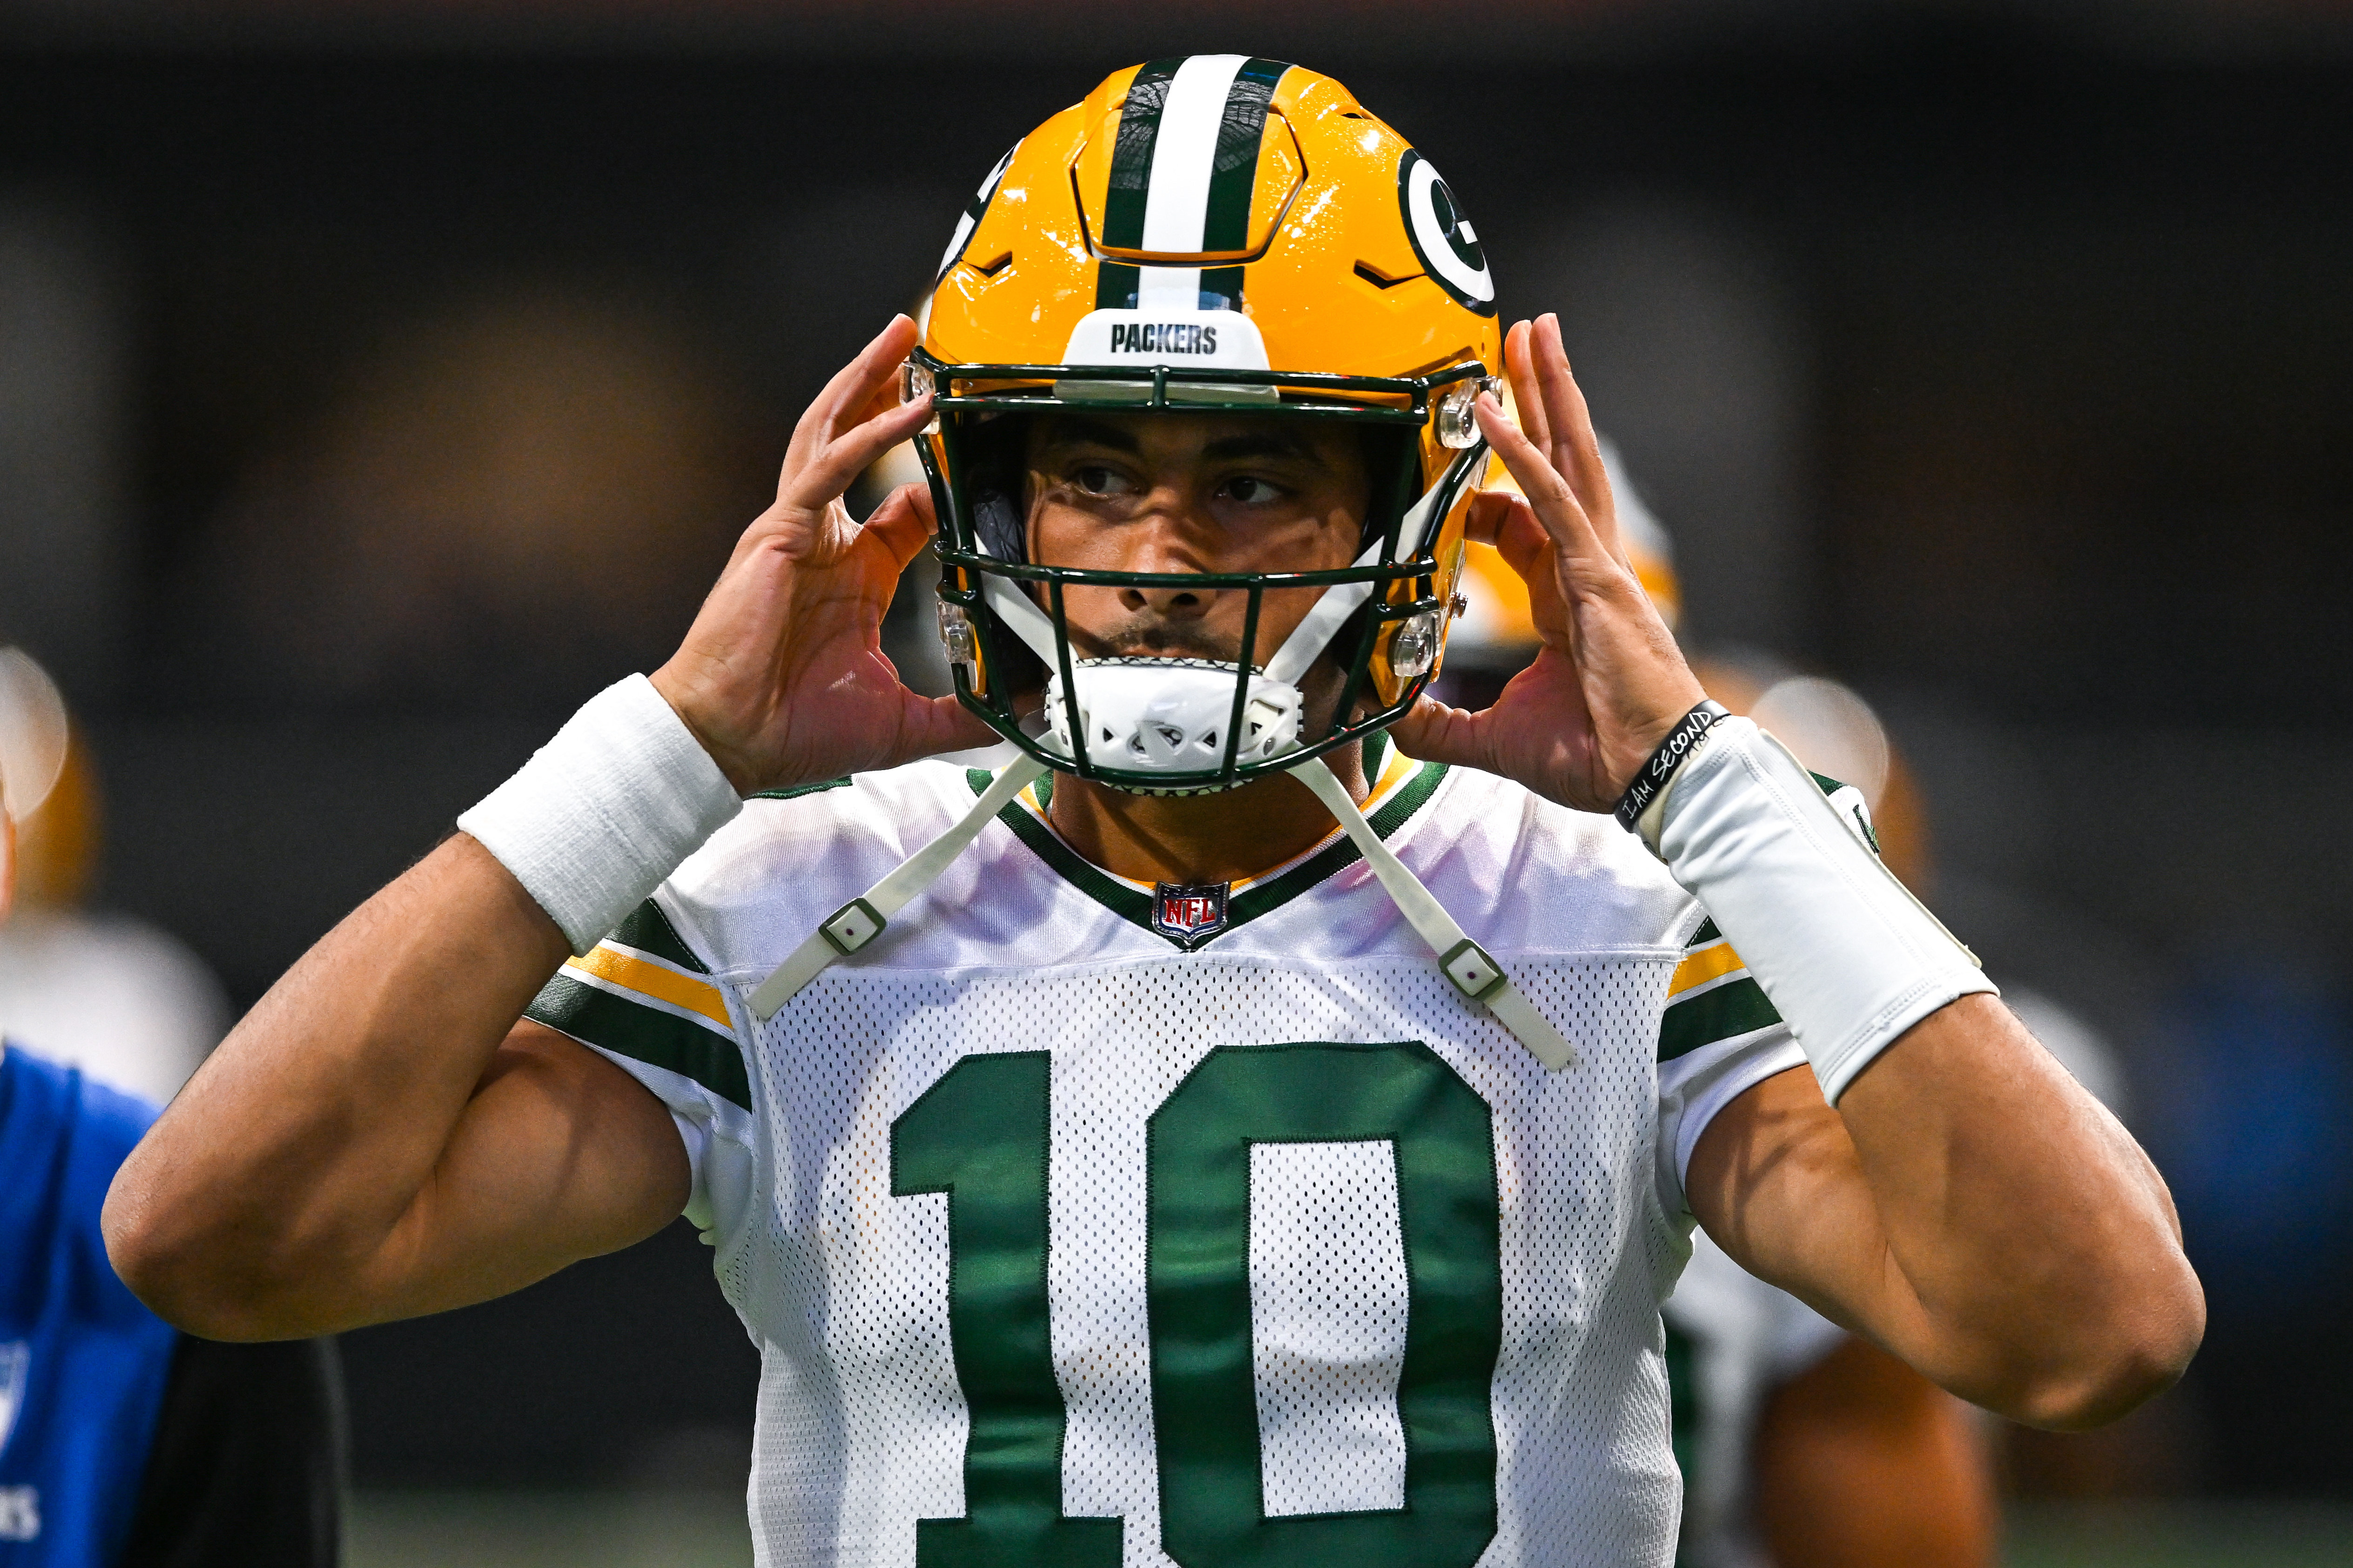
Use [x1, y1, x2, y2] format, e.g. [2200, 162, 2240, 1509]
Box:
[1284, 756, 1577, 1071]
[750, 749, 1576, 1072]
[750, 753, 1051, 1020]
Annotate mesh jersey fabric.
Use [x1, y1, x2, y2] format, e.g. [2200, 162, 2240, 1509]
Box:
[527, 756, 1808, 1568]
[1660, 1227, 1847, 1568]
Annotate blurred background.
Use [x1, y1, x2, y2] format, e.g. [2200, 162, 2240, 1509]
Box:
[2, 0, 2348, 1562]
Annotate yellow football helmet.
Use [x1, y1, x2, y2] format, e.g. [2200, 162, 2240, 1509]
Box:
[913, 56, 1503, 792]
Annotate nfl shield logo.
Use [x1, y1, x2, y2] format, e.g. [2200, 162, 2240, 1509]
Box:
[1152, 881, 1230, 946]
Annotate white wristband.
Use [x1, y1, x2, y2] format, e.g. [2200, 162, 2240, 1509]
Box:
[1655, 716, 1995, 1103]
[457, 675, 741, 955]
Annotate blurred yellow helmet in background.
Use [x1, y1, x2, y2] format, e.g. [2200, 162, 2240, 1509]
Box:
[0, 649, 96, 911]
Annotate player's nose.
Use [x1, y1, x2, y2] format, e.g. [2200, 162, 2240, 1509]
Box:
[1113, 502, 1221, 617]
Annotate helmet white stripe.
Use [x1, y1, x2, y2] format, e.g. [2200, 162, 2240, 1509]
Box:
[1136, 265, 1205, 310]
[1140, 54, 1249, 254]
[1126, 54, 1247, 310]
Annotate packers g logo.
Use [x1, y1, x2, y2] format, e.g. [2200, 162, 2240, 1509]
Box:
[1398, 150, 1496, 317]
[937, 142, 1019, 283]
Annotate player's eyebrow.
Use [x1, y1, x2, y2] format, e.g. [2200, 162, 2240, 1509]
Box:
[1200, 429, 1323, 464]
[1033, 415, 1144, 456]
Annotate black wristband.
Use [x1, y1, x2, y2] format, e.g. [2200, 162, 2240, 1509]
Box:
[1613, 701, 1729, 832]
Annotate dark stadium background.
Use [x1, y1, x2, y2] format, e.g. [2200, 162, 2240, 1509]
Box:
[2, 0, 2348, 1547]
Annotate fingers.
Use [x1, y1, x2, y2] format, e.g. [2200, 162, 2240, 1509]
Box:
[879, 691, 999, 771]
[1479, 493, 1559, 589]
[862, 482, 940, 575]
[777, 316, 933, 517]
[1474, 392, 1613, 578]
[788, 395, 934, 523]
[1463, 488, 1534, 549]
[1527, 314, 1625, 565]
[1501, 319, 1551, 458]
[793, 315, 918, 445]
[1386, 694, 1491, 773]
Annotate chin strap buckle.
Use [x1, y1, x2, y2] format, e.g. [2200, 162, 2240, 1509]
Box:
[820, 898, 886, 956]
[750, 755, 1050, 1020]
[1285, 756, 1579, 1071]
[1439, 938, 1507, 1002]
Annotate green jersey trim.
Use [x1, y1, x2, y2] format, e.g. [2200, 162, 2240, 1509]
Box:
[527, 971, 753, 1111]
[967, 749, 1447, 952]
[747, 777, 853, 802]
[524, 898, 750, 1110]
[1658, 977, 1782, 1063]
[609, 899, 712, 974]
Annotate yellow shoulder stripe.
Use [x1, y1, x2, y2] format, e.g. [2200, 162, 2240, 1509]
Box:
[1668, 941, 1748, 999]
[565, 945, 732, 1031]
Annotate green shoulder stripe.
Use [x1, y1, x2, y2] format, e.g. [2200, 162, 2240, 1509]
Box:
[1659, 976, 1782, 1063]
[608, 900, 710, 974]
[526, 972, 752, 1111]
[1686, 918, 1721, 948]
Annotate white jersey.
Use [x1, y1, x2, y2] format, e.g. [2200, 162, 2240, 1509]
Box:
[1661, 1230, 1846, 1568]
[527, 743, 1805, 1568]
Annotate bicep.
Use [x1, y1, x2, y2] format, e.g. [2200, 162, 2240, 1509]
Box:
[1685, 1065, 1923, 1350]
[350, 1021, 691, 1324]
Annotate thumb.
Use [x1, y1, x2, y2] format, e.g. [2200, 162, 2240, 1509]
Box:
[864, 481, 940, 575]
[879, 692, 1003, 769]
[1385, 697, 1489, 771]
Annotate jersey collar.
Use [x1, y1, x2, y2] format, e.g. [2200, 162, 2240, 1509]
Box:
[967, 734, 1449, 952]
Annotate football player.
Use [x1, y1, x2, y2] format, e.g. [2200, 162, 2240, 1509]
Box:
[0, 649, 231, 1106]
[1, 662, 342, 1565]
[105, 59, 2199, 1568]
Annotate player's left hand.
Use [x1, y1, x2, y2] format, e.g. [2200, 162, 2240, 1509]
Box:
[1390, 313, 1706, 815]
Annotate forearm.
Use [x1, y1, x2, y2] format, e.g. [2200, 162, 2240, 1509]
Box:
[1696, 1011, 2198, 1427]
[103, 834, 570, 1335]
[1832, 996, 2197, 1425]
[1665, 719, 2200, 1424]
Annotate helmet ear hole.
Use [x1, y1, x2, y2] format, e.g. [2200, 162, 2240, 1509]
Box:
[973, 490, 1025, 565]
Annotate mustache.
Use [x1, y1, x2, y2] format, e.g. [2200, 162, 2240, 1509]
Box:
[1073, 616, 1257, 666]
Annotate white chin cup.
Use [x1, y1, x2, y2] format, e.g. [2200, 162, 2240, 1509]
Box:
[1042, 658, 1304, 786]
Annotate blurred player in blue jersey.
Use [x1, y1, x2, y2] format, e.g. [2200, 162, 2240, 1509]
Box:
[0, 650, 341, 1566]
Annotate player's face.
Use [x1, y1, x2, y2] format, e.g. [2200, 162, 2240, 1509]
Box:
[1023, 412, 1369, 667]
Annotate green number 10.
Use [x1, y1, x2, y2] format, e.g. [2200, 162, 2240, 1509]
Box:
[892, 1042, 1504, 1568]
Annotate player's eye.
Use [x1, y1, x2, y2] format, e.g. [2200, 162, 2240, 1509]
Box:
[1070, 464, 1137, 498]
[1218, 475, 1285, 506]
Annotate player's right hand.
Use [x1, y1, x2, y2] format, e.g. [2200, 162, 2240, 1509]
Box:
[650, 315, 994, 795]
